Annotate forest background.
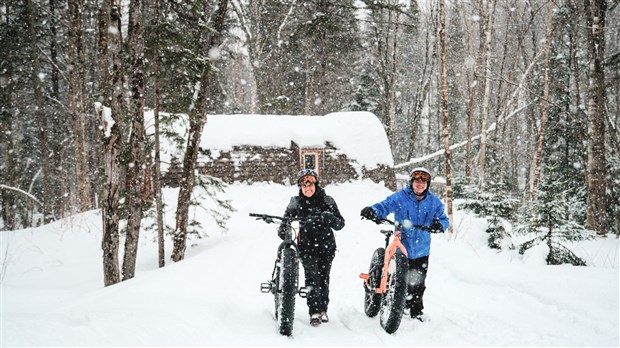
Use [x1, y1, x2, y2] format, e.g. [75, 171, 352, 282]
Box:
[1, 0, 619, 284]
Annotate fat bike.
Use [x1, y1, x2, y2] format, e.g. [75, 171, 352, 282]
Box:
[359, 217, 429, 334]
[250, 213, 310, 336]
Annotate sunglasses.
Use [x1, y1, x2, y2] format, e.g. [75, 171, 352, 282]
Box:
[300, 180, 316, 187]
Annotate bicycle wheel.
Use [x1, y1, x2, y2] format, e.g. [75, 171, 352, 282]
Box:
[363, 248, 384, 317]
[379, 250, 408, 334]
[275, 247, 298, 336]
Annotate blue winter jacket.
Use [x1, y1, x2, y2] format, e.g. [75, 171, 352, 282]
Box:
[371, 185, 449, 259]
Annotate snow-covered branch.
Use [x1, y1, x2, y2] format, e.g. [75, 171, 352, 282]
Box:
[394, 103, 532, 169]
[0, 185, 43, 206]
[277, 0, 298, 48]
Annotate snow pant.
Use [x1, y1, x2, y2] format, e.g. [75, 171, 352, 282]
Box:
[300, 246, 336, 315]
[406, 256, 429, 315]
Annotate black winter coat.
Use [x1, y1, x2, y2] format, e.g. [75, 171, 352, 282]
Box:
[278, 186, 345, 254]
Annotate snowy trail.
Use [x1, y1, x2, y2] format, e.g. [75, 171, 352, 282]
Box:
[1, 181, 618, 346]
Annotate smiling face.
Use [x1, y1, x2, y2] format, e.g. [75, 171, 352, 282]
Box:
[299, 175, 317, 197]
[410, 171, 430, 195]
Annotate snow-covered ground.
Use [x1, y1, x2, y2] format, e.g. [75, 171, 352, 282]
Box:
[1, 181, 618, 346]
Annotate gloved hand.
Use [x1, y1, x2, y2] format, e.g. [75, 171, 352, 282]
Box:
[277, 225, 288, 240]
[429, 220, 443, 233]
[360, 206, 376, 220]
[321, 211, 334, 225]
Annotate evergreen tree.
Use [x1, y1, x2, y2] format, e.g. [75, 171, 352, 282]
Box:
[459, 182, 518, 249]
[283, 0, 361, 115]
[606, 155, 620, 236]
[514, 173, 592, 266]
[144, 0, 231, 114]
[342, 73, 380, 113]
[544, 0, 588, 223]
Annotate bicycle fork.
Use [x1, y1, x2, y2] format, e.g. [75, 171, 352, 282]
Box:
[360, 232, 408, 294]
[260, 259, 311, 298]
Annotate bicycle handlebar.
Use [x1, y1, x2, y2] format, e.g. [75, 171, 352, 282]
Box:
[362, 216, 431, 231]
[250, 213, 321, 225]
[249, 213, 285, 224]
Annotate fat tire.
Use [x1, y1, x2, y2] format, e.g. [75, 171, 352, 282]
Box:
[275, 247, 298, 336]
[379, 251, 408, 334]
[364, 248, 385, 317]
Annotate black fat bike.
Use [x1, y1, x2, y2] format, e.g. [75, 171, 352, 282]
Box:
[250, 213, 310, 336]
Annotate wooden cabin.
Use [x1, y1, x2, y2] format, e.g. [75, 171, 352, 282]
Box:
[161, 112, 396, 190]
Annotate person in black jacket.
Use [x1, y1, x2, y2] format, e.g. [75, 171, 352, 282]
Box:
[278, 169, 345, 326]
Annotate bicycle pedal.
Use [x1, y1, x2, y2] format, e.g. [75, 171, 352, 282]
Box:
[260, 281, 273, 293]
[298, 285, 312, 298]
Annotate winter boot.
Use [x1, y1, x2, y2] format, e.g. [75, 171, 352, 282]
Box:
[410, 309, 425, 321]
[310, 313, 321, 326]
[320, 311, 329, 323]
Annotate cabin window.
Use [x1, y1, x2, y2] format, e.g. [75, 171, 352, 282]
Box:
[304, 154, 316, 171]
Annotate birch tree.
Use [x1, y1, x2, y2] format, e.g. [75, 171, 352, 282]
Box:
[584, 0, 608, 236]
[531, 2, 554, 199]
[477, 0, 496, 190]
[438, 0, 454, 234]
[460, 0, 485, 182]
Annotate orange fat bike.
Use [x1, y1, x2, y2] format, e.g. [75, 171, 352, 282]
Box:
[250, 213, 310, 336]
[359, 217, 429, 334]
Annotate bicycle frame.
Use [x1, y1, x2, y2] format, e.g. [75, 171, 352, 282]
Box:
[359, 218, 408, 294]
[250, 213, 309, 298]
[251, 212, 312, 336]
[359, 217, 433, 334]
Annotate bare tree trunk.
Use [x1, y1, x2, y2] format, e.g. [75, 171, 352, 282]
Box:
[477, 0, 496, 191]
[304, 42, 313, 115]
[152, 0, 166, 268]
[368, 1, 402, 157]
[387, 9, 399, 157]
[584, 0, 608, 235]
[26, 0, 51, 224]
[531, 3, 554, 200]
[406, 11, 436, 161]
[464, 75, 478, 183]
[489, 11, 511, 183]
[48, 0, 67, 219]
[122, 0, 146, 280]
[68, 0, 91, 212]
[98, 0, 122, 286]
[463, 0, 485, 183]
[0, 114, 16, 230]
[438, 0, 454, 234]
[171, 0, 229, 262]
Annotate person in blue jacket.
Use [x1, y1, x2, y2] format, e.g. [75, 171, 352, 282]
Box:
[360, 167, 449, 320]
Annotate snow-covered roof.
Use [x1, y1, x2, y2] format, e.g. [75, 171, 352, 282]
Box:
[200, 111, 393, 168]
[141, 110, 393, 172]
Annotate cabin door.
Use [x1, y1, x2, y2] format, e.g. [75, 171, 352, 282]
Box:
[300, 149, 322, 178]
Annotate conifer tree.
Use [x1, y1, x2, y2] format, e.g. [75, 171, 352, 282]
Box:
[514, 173, 592, 266]
[459, 182, 518, 249]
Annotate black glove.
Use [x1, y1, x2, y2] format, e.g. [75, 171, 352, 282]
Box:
[360, 206, 376, 220]
[429, 220, 443, 233]
[321, 211, 334, 225]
